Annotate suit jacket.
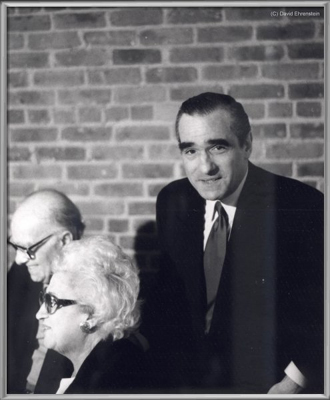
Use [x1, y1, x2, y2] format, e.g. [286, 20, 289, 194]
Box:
[7, 263, 71, 394]
[143, 162, 324, 394]
[35, 335, 153, 394]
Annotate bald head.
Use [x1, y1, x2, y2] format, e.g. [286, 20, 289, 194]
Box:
[9, 189, 84, 284]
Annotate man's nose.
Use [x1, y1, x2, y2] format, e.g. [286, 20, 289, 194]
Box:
[200, 152, 216, 174]
[15, 250, 30, 265]
[36, 302, 47, 320]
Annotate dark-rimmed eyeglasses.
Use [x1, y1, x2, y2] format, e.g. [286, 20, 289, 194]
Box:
[39, 290, 77, 315]
[7, 233, 56, 260]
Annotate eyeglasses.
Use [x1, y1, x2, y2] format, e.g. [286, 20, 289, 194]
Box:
[39, 290, 77, 315]
[7, 233, 56, 260]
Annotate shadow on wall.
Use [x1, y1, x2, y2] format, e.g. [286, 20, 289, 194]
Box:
[133, 220, 160, 308]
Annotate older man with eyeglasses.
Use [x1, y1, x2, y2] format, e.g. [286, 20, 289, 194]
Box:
[7, 189, 85, 394]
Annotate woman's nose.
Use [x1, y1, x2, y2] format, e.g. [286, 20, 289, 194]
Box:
[15, 250, 30, 265]
[36, 302, 48, 320]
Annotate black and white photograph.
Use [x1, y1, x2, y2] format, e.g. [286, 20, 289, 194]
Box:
[1, 1, 328, 398]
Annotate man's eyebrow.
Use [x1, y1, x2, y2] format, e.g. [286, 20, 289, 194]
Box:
[179, 139, 230, 151]
[178, 142, 194, 151]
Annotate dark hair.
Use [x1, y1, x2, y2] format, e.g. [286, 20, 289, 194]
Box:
[175, 92, 251, 146]
[26, 189, 85, 240]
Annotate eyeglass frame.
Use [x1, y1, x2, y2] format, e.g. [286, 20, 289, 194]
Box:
[39, 289, 77, 315]
[7, 232, 57, 260]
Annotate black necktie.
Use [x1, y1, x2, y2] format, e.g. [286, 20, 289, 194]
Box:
[204, 201, 229, 333]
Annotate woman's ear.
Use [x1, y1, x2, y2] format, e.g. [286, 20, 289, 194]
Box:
[79, 317, 98, 334]
[60, 231, 73, 247]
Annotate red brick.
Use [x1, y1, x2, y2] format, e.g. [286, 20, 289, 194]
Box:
[8, 182, 35, 197]
[132, 219, 157, 233]
[8, 71, 28, 88]
[78, 107, 102, 123]
[67, 165, 118, 180]
[8, 33, 24, 49]
[229, 84, 284, 99]
[84, 218, 104, 231]
[9, 146, 31, 161]
[146, 67, 197, 83]
[38, 183, 89, 196]
[8, 15, 51, 31]
[34, 70, 85, 86]
[122, 164, 173, 179]
[266, 142, 323, 159]
[110, 8, 163, 26]
[8, 109, 25, 124]
[251, 123, 287, 139]
[95, 183, 143, 197]
[12, 165, 62, 179]
[148, 183, 168, 197]
[120, 234, 158, 252]
[203, 65, 257, 81]
[240, 103, 265, 119]
[115, 86, 166, 103]
[131, 106, 153, 120]
[76, 201, 124, 216]
[256, 162, 293, 178]
[288, 43, 324, 60]
[58, 89, 111, 105]
[9, 90, 55, 106]
[53, 109, 76, 124]
[297, 162, 323, 177]
[28, 109, 50, 124]
[9, 52, 49, 69]
[91, 145, 144, 161]
[296, 102, 322, 117]
[290, 123, 324, 139]
[170, 85, 224, 101]
[198, 26, 252, 43]
[167, 8, 222, 24]
[289, 83, 323, 99]
[229, 45, 284, 61]
[128, 202, 156, 216]
[170, 47, 223, 63]
[18, 7, 42, 14]
[113, 49, 161, 65]
[116, 126, 169, 141]
[88, 68, 141, 85]
[262, 63, 319, 80]
[55, 49, 110, 67]
[10, 127, 57, 142]
[36, 147, 86, 161]
[257, 23, 314, 40]
[108, 219, 129, 233]
[62, 127, 112, 141]
[148, 144, 180, 160]
[105, 107, 129, 122]
[140, 28, 193, 45]
[154, 103, 180, 122]
[53, 12, 106, 29]
[84, 30, 136, 46]
[268, 102, 293, 118]
[28, 32, 81, 50]
[225, 7, 276, 20]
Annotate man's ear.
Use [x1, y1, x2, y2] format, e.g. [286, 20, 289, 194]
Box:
[244, 131, 253, 157]
[60, 231, 73, 246]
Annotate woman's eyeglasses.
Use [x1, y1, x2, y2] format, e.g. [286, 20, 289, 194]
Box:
[39, 290, 77, 315]
[7, 233, 56, 260]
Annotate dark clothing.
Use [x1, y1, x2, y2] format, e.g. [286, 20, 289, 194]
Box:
[7, 263, 41, 393]
[35, 335, 152, 394]
[7, 263, 71, 394]
[144, 162, 324, 394]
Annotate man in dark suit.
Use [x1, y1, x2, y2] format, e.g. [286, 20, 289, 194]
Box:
[144, 93, 324, 394]
[7, 189, 85, 393]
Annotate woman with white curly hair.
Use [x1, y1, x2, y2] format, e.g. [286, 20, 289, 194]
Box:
[35, 235, 148, 394]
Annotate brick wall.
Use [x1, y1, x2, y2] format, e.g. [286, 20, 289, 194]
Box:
[7, 6, 324, 279]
